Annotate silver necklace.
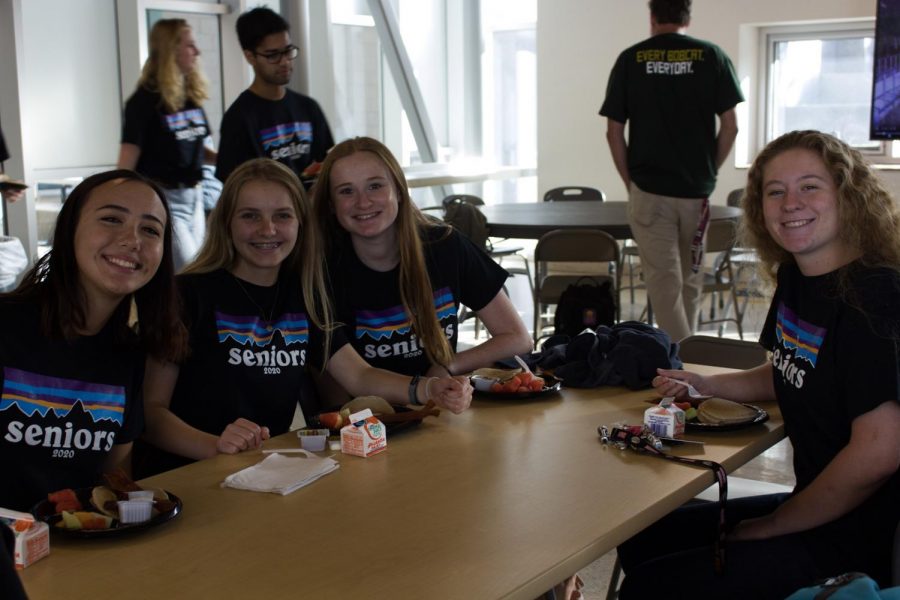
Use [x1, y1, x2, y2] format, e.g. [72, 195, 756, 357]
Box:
[231, 273, 280, 330]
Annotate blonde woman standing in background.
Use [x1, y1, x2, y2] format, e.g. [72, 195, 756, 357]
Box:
[118, 18, 215, 270]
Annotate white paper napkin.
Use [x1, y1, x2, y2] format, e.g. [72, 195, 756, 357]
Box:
[222, 451, 339, 495]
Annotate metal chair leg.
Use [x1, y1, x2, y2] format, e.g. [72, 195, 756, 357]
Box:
[605, 556, 622, 600]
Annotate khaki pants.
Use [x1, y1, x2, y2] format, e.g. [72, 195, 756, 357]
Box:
[627, 184, 708, 342]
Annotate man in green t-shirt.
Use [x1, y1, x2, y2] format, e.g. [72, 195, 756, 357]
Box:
[599, 0, 743, 341]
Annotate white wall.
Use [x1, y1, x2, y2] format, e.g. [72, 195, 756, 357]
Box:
[22, 0, 121, 173]
[536, 0, 898, 202]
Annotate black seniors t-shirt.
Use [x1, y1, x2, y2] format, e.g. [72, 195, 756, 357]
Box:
[760, 262, 900, 581]
[0, 299, 144, 511]
[168, 269, 342, 438]
[216, 89, 334, 183]
[329, 226, 508, 376]
[122, 87, 210, 187]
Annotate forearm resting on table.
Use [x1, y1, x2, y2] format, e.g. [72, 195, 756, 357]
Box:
[735, 401, 900, 540]
[444, 332, 532, 376]
[705, 363, 775, 403]
[143, 357, 219, 460]
[144, 402, 220, 460]
[327, 345, 424, 405]
[440, 292, 532, 376]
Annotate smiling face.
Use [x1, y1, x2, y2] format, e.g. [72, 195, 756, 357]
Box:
[175, 26, 200, 74]
[761, 147, 858, 275]
[74, 179, 167, 310]
[229, 179, 299, 285]
[330, 151, 400, 247]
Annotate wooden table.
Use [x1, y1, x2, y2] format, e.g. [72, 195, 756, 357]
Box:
[481, 201, 742, 240]
[20, 368, 782, 599]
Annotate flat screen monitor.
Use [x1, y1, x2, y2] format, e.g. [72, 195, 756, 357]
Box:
[871, 0, 900, 139]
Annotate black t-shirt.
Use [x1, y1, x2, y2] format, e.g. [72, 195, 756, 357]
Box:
[216, 89, 334, 183]
[329, 226, 508, 376]
[169, 269, 341, 434]
[760, 262, 900, 581]
[121, 86, 210, 187]
[599, 33, 744, 198]
[0, 299, 144, 511]
[137, 269, 345, 475]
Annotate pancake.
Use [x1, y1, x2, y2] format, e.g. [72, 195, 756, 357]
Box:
[697, 398, 759, 425]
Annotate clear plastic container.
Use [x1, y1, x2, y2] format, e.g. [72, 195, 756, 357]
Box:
[297, 428, 329, 451]
[117, 500, 153, 524]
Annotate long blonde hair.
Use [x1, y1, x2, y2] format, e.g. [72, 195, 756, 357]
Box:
[741, 130, 900, 292]
[139, 19, 208, 113]
[184, 159, 334, 352]
[310, 137, 455, 369]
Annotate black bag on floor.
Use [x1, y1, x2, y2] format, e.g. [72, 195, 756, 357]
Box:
[553, 277, 616, 337]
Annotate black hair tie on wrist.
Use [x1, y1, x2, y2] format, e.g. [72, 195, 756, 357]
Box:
[409, 374, 423, 405]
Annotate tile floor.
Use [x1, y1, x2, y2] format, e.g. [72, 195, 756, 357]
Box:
[456, 252, 795, 597]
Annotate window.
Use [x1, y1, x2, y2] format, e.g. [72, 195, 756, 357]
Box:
[761, 21, 893, 157]
[326, 0, 536, 203]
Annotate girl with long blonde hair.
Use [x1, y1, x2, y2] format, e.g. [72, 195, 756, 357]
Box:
[138, 159, 470, 476]
[117, 18, 215, 271]
[310, 137, 531, 407]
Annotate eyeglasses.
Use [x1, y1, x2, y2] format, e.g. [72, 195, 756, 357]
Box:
[253, 45, 299, 64]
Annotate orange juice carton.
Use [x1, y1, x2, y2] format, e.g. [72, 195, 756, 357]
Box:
[643, 397, 685, 438]
[0, 506, 50, 569]
[340, 409, 387, 457]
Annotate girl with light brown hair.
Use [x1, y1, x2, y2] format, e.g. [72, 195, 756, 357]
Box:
[137, 159, 470, 476]
[310, 137, 532, 409]
[618, 131, 900, 597]
[117, 18, 215, 270]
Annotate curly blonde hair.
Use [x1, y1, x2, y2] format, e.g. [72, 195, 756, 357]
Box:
[741, 130, 900, 290]
[139, 19, 208, 113]
[310, 137, 455, 370]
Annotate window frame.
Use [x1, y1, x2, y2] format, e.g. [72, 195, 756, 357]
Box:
[757, 19, 898, 162]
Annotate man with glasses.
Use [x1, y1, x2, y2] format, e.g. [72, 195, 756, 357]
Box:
[216, 7, 334, 184]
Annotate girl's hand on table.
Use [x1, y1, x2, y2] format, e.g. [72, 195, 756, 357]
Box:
[217, 418, 270, 454]
[652, 368, 712, 399]
[428, 376, 473, 414]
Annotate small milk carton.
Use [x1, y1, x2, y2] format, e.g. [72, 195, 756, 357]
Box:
[643, 397, 686, 438]
[0, 507, 50, 569]
[340, 409, 387, 457]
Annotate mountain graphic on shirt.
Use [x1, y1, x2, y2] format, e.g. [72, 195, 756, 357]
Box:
[216, 311, 309, 347]
[166, 108, 206, 130]
[356, 287, 456, 341]
[260, 121, 312, 152]
[0, 367, 126, 426]
[165, 108, 208, 142]
[775, 302, 826, 367]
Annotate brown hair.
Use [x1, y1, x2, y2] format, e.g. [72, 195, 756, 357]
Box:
[741, 130, 900, 294]
[5, 170, 188, 362]
[139, 19, 208, 113]
[310, 137, 455, 369]
[649, 0, 691, 26]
